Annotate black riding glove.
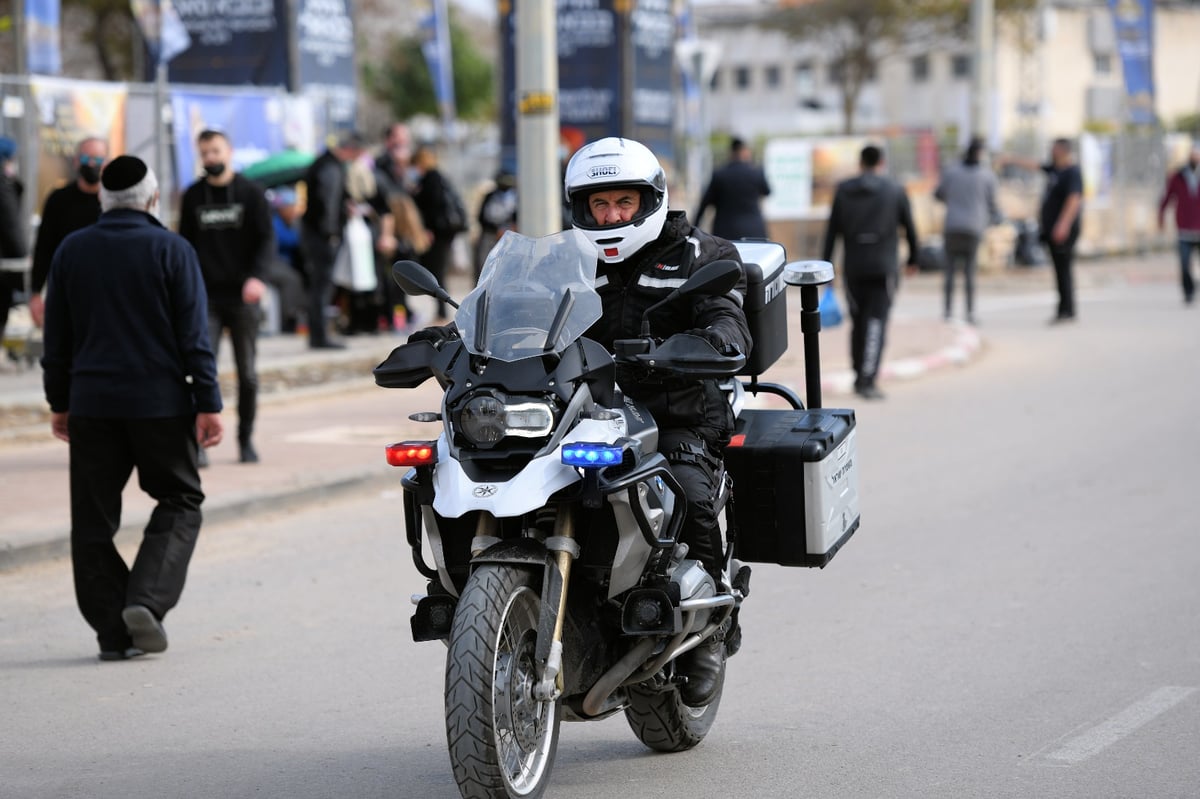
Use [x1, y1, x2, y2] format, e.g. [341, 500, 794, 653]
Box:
[407, 323, 457, 349]
[685, 327, 736, 355]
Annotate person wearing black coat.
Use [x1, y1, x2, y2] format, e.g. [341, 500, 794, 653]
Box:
[695, 137, 771, 241]
[300, 130, 367, 349]
[411, 144, 464, 321]
[41, 156, 223, 661]
[1, 135, 28, 341]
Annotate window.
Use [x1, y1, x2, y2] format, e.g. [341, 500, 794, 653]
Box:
[952, 54, 971, 80]
[734, 66, 751, 90]
[764, 65, 781, 88]
[794, 60, 815, 94]
[912, 54, 930, 82]
[1094, 54, 1112, 74]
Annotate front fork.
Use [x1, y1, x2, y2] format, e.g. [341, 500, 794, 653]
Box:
[533, 506, 578, 701]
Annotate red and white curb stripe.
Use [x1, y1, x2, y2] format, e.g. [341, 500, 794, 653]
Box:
[823, 321, 984, 396]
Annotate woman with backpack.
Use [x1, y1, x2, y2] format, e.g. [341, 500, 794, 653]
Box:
[411, 145, 467, 323]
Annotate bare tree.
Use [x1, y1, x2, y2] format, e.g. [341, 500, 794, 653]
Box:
[764, 0, 1035, 134]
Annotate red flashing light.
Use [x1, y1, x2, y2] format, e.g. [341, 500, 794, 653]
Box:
[728, 434, 746, 448]
[386, 441, 438, 467]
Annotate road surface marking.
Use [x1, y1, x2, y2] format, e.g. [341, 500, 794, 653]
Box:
[1045, 686, 1197, 764]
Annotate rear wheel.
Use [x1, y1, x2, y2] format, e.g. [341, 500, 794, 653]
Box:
[624, 664, 725, 752]
[445, 564, 561, 799]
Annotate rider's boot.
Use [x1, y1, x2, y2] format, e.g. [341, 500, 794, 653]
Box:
[677, 633, 724, 706]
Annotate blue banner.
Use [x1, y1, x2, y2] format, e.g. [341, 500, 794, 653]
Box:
[170, 90, 290, 185]
[163, 0, 289, 86]
[130, 0, 192, 65]
[420, 0, 457, 130]
[24, 0, 62, 75]
[1108, 0, 1155, 126]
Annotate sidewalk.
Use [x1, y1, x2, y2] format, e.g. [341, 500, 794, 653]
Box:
[0, 250, 1179, 571]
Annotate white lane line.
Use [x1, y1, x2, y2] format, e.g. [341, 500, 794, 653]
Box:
[1046, 686, 1198, 764]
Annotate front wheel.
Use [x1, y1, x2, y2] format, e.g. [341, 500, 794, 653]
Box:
[445, 564, 562, 799]
[624, 665, 725, 752]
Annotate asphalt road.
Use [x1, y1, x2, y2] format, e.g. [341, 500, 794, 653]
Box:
[2, 279, 1198, 799]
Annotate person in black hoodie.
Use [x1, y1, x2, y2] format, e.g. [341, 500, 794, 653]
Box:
[822, 144, 919, 400]
[28, 137, 108, 328]
[42, 155, 223, 661]
[179, 129, 273, 464]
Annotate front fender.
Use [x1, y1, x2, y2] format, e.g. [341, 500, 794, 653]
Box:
[472, 537, 550, 567]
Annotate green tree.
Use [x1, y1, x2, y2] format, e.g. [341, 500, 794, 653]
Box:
[763, 0, 1036, 135]
[64, 0, 140, 81]
[363, 16, 495, 124]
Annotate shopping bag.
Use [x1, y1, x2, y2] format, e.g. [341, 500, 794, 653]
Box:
[818, 285, 843, 328]
[332, 216, 377, 292]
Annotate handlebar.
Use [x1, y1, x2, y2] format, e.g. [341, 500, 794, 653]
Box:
[612, 333, 747, 378]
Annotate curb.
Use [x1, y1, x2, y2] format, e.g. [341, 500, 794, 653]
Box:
[0, 467, 394, 573]
[821, 321, 984, 397]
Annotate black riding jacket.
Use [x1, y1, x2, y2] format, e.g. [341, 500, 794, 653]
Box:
[584, 211, 752, 437]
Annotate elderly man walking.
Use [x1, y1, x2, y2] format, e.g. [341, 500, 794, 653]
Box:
[42, 155, 223, 661]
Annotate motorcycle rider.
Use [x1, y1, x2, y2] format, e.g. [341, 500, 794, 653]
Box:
[410, 137, 751, 706]
[568, 138, 752, 706]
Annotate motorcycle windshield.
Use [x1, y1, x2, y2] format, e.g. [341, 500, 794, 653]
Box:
[455, 229, 603, 362]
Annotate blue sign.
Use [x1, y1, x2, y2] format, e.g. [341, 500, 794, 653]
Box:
[1108, 0, 1155, 126]
[163, 0, 289, 86]
[170, 90, 290, 185]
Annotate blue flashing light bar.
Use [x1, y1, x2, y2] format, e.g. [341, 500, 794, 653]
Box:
[561, 443, 624, 469]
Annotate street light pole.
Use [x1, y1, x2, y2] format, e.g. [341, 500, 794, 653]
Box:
[515, 0, 561, 237]
[970, 0, 994, 142]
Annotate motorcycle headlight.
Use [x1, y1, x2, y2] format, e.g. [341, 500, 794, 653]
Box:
[459, 395, 555, 446]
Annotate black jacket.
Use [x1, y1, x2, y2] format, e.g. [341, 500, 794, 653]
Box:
[822, 172, 919, 280]
[31, 183, 101, 293]
[301, 150, 347, 241]
[0, 173, 25, 259]
[695, 160, 771, 240]
[42, 209, 221, 418]
[179, 174, 275, 304]
[585, 211, 752, 437]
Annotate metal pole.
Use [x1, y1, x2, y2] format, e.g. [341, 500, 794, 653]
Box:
[515, 0, 561, 237]
[799, 284, 822, 409]
[970, 0, 994, 141]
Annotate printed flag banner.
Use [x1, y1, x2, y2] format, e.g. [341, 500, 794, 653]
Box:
[29, 78, 127, 207]
[1108, 0, 1155, 126]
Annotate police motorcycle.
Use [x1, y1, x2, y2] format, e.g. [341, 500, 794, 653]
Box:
[374, 228, 860, 799]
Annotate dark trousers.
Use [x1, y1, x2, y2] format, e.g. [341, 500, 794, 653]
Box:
[420, 234, 454, 318]
[68, 415, 204, 651]
[302, 232, 337, 346]
[845, 275, 895, 389]
[660, 428, 725, 571]
[1178, 239, 1199, 301]
[1045, 237, 1078, 319]
[208, 302, 258, 445]
[942, 231, 980, 319]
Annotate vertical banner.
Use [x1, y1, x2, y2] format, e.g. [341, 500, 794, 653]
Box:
[29, 78, 127, 207]
[295, 0, 358, 129]
[170, 90, 289, 185]
[628, 0, 674, 159]
[24, 0, 63, 75]
[163, 0, 289, 86]
[556, 0, 621, 147]
[1108, 0, 1155, 126]
[420, 0, 457, 132]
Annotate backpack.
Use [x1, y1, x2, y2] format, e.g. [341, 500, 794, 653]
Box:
[437, 182, 469, 235]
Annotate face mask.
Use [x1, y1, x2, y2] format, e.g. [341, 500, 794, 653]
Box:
[203, 162, 227, 178]
[79, 164, 101, 185]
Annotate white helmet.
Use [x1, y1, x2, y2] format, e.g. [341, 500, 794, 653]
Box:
[564, 138, 669, 264]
